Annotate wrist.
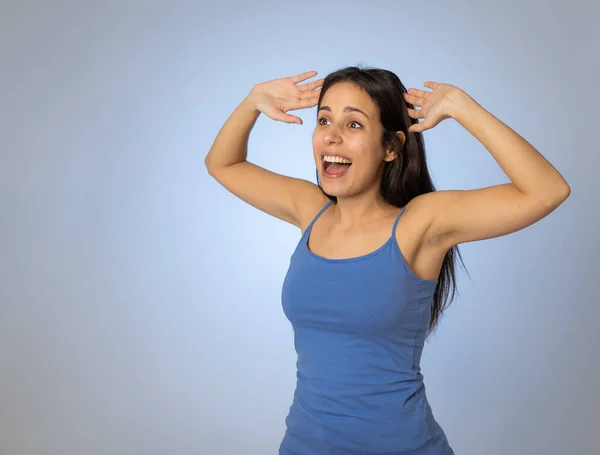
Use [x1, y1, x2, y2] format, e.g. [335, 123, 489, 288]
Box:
[447, 89, 479, 123]
[242, 91, 260, 114]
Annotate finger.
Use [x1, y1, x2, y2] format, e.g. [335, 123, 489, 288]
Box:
[299, 78, 325, 92]
[408, 121, 425, 133]
[403, 92, 423, 107]
[423, 81, 439, 89]
[285, 115, 303, 124]
[299, 88, 321, 101]
[290, 71, 318, 84]
[297, 96, 319, 109]
[274, 112, 303, 124]
[406, 88, 430, 98]
[287, 96, 319, 112]
[270, 107, 303, 124]
[406, 107, 425, 119]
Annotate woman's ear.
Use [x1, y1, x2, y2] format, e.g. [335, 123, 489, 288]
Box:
[396, 131, 406, 147]
[384, 149, 397, 162]
[384, 131, 406, 163]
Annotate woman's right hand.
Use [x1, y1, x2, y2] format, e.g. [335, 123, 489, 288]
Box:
[248, 70, 324, 125]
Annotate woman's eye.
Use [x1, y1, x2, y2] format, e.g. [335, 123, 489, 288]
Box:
[317, 118, 362, 129]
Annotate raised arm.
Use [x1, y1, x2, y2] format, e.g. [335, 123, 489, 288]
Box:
[403, 81, 570, 247]
[205, 71, 328, 228]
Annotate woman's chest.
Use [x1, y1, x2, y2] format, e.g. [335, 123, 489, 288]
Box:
[281, 251, 428, 335]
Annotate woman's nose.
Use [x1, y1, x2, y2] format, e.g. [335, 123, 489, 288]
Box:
[323, 125, 342, 145]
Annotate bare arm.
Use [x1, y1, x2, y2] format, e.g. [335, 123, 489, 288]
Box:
[205, 71, 328, 228]
[404, 82, 570, 247]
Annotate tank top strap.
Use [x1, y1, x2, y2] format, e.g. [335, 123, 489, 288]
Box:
[391, 206, 406, 237]
[304, 200, 334, 236]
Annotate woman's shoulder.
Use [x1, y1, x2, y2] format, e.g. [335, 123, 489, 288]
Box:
[404, 192, 437, 218]
[297, 191, 332, 233]
[398, 192, 445, 246]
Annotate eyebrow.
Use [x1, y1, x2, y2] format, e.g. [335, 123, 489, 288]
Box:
[318, 105, 370, 119]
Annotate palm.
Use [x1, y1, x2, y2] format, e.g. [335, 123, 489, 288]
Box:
[403, 81, 462, 133]
[252, 71, 324, 125]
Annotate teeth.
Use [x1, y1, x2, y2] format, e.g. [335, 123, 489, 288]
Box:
[323, 155, 352, 164]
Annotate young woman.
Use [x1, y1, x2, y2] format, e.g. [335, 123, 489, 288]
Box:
[205, 67, 570, 454]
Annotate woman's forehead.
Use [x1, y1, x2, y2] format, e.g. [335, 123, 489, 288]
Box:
[321, 82, 376, 114]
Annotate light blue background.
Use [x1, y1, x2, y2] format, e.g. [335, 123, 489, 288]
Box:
[1, 1, 598, 454]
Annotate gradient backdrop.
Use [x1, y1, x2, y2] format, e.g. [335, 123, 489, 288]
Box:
[1, 1, 598, 454]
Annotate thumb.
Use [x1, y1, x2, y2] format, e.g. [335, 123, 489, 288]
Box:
[261, 105, 303, 124]
[408, 121, 426, 133]
[276, 113, 303, 124]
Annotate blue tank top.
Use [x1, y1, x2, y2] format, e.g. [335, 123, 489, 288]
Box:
[279, 200, 454, 455]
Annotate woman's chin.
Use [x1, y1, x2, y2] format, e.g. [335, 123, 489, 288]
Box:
[320, 182, 349, 198]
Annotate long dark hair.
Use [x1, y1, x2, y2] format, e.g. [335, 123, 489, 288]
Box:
[315, 66, 466, 336]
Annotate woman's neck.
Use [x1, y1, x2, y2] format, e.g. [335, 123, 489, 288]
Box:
[331, 191, 397, 229]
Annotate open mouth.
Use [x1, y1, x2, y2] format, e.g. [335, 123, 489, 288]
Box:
[322, 154, 352, 179]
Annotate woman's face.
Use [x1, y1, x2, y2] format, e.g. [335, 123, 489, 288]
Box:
[313, 82, 397, 198]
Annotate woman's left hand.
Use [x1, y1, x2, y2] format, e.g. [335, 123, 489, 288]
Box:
[404, 82, 468, 133]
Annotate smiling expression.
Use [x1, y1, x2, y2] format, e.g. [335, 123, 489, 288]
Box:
[313, 82, 398, 198]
